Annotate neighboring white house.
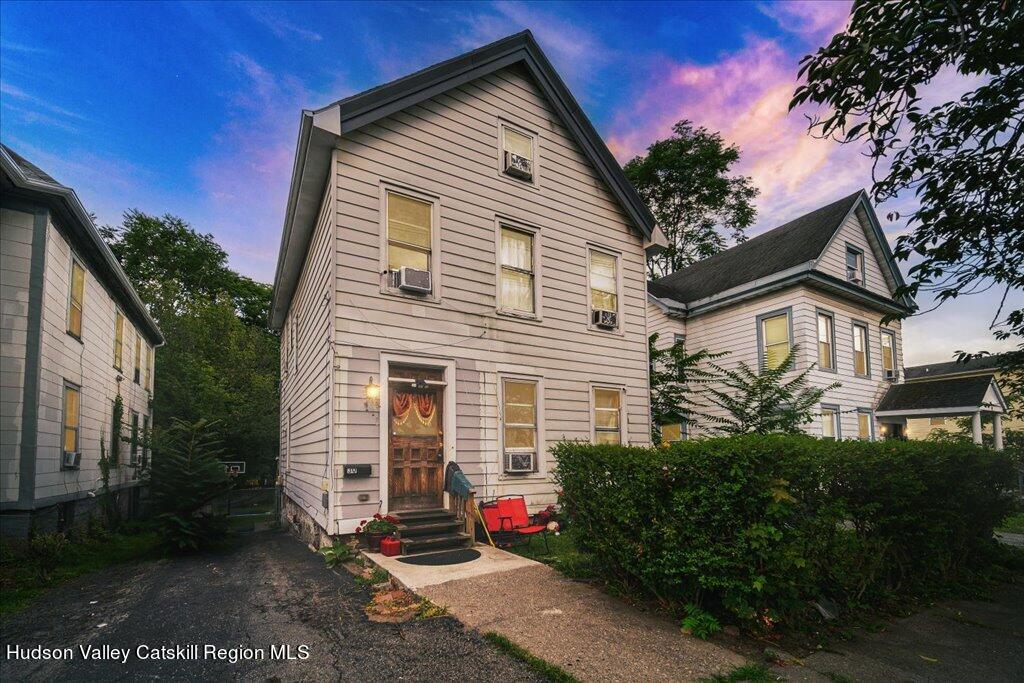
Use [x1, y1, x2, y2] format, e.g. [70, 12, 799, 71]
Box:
[270, 31, 662, 544]
[1, 144, 162, 537]
[647, 190, 1007, 448]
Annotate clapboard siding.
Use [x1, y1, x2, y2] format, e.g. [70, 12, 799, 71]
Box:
[816, 210, 893, 298]
[683, 285, 900, 440]
[325, 64, 650, 527]
[647, 298, 684, 352]
[280, 180, 335, 530]
[1, 206, 34, 502]
[33, 217, 153, 502]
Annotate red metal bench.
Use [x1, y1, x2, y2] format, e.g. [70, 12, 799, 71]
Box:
[479, 495, 549, 551]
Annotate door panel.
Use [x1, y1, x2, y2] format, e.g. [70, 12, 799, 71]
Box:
[388, 367, 444, 511]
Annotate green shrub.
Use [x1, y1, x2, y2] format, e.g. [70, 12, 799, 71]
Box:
[321, 540, 355, 567]
[681, 603, 721, 639]
[553, 435, 1017, 629]
[27, 533, 69, 580]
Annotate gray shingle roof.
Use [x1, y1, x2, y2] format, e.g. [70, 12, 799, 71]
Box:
[904, 353, 1009, 381]
[649, 190, 863, 304]
[1, 143, 60, 185]
[876, 375, 997, 412]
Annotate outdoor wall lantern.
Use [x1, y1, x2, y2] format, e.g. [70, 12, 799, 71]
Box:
[365, 377, 381, 410]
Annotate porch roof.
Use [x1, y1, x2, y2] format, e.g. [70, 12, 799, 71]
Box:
[875, 374, 1006, 417]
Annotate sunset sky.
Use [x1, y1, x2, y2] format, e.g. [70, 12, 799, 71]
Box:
[2, 1, 1018, 364]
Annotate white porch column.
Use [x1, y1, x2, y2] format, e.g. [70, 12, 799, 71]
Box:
[971, 411, 983, 445]
[993, 413, 1004, 451]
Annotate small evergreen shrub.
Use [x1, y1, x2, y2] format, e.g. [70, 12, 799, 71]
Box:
[553, 435, 1017, 629]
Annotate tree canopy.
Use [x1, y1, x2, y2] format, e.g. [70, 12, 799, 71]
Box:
[103, 211, 279, 481]
[791, 0, 1023, 397]
[623, 120, 759, 278]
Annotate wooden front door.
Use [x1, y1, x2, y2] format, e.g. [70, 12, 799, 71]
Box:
[388, 366, 444, 511]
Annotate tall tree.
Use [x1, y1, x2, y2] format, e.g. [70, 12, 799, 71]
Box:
[624, 120, 759, 278]
[791, 0, 1023, 399]
[103, 211, 280, 480]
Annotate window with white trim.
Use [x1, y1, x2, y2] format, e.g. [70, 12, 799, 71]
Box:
[499, 226, 535, 314]
[145, 344, 153, 391]
[502, 378, 539, 473]
[661, 422, 686, 443]
[130, 410, 140, 465]
[133, 333, 142, 384]
[113, 311, 125, 370]
[593, 387, 622, 445]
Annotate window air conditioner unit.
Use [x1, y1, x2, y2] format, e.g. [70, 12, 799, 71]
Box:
[62, 451, 81, 470]
[503, 151, 533, 181]
[505, 451, 536, 474]
[885, 368, 897, 381]
[592, 309, 618, 329]
[392, 266, 432, 294]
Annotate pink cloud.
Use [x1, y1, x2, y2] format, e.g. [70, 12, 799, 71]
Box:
[607, 31, 872, 236]
[757, 1, 851, 41]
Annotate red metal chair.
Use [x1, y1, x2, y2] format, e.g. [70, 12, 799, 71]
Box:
[494, 495, 549, 552]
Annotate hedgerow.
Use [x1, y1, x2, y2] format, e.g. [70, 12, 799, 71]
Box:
[553, 435, 1017, 628]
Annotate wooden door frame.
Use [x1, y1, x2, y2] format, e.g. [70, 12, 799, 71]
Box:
[377, 353, 456, 513]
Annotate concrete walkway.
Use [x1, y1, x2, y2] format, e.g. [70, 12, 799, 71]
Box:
[365, 544, 539, 591]
[418, 559, 746, 682]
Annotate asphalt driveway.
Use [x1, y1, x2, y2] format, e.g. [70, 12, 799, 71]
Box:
[0, 532, 544, 682]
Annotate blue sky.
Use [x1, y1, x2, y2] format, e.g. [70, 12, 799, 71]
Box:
[2, 0, 1017, 363]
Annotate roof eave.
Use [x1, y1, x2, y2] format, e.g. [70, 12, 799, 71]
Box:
[0, 147, 164, 346]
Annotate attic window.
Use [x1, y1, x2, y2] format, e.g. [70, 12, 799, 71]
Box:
[501, 125, 534, 182]
[845, 246, 864, 285]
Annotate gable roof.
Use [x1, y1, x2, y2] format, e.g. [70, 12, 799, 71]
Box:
[904, 352, 1011, 381]
[1, 144, 163, 346]
[269, 30, 656, 330]
[648, 190, 914, 316]
[875, 374, 1006, 414]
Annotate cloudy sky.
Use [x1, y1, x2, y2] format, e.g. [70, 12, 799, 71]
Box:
[1, 0, 1018, 364]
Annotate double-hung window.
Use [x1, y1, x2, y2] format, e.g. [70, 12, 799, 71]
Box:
[113, 311, 125, 370]
[67, 259, 85, 338]
[145, 344, 153, 391]
[846, 246, 864, 284]
[821, 405, 839, 440]
[857, 409, 874, 440]
[760, 310, 791, 370]
[62, 383, 81, 457]
[141, 415, 150, 466]
[589, 249, 618, 325]
[502, 378, 539, 473]
[501, 125, 535, 182]
[852, 323, 870, 376]
[593, 387, 622, 444]
[499, 227, 535, 314]
[880, 330, 896, 380]
[660, 422, 686, 443]
[817, 311, 835, 371]
[386, 191, 432, 274]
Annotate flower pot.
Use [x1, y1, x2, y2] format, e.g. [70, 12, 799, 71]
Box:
[367, 532, 384, 552]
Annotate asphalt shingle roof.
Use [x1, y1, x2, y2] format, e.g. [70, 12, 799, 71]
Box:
[904, 353, 1009, 380]
[876, 375, 997, 412]
[1, 143, 60, 185]
[649, 190, 863, 304]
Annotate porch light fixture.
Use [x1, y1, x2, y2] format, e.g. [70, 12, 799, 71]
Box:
[365, 377, 381, 410]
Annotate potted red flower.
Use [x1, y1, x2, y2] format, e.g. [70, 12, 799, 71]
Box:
[356, 513, 399, 552]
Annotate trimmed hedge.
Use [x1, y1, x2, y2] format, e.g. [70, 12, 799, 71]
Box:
[553, 435, 1017, 627]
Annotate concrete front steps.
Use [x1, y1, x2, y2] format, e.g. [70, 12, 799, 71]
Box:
[393, 509, 472, 555]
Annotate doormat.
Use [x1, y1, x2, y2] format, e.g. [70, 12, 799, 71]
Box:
[397, 548, 481, 566]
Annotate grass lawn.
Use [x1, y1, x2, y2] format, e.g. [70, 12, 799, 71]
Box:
[0, 531, 161, 615]
[505, 528, 598, 582]
[999, 512, 1024, 534]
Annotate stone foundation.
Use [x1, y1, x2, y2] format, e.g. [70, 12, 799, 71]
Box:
[280, 493, 334, 549]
